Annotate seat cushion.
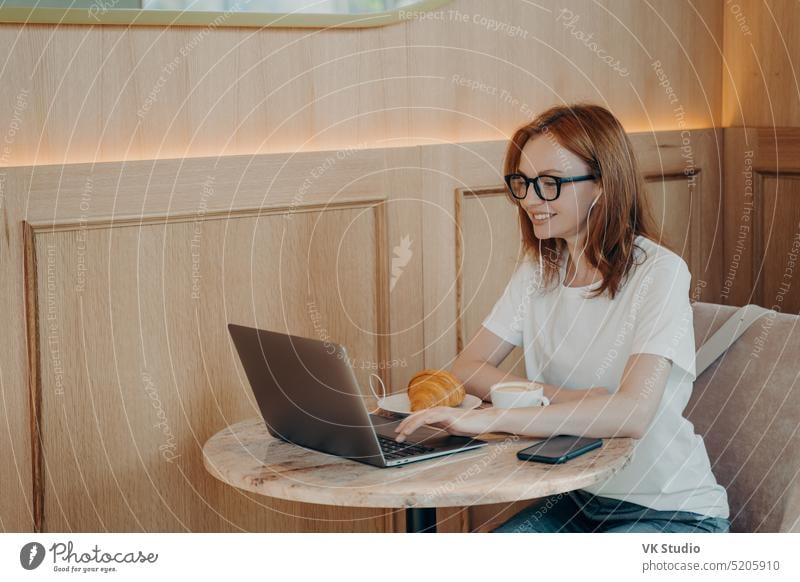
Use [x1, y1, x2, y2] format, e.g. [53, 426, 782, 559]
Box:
[779, 477, 800, 532]
[686, 302, 800, 532]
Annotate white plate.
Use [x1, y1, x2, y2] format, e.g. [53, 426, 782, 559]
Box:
[377, 392, 483, 416]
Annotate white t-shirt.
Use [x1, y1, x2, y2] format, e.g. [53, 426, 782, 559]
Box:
[481, 235, 730, 519]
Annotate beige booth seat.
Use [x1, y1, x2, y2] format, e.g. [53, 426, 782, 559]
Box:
[688, 302, 800, 532]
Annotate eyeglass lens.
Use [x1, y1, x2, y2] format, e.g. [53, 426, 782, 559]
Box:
[509, 175, 559, 200]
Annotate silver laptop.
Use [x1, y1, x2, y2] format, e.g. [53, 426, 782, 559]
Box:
[227, 323, 488, 467]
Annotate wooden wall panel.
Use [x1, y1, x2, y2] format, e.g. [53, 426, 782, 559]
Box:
[29, 204, 397, 532]
[1, 0, 796, 532]
[0, 183, 35, 532]
[3, 128, 724, 532]
[638, 129, 725, 302]
[723, 127, 800, 309]
[0, 0, 727, 532]
[457, 189, 526, 380]
[759, 175, 800, 315]
[0, 0, 723, 168]
[722, 0, 800, 127]
[644, 174, 699, 271]
[5, 140, 429, 533]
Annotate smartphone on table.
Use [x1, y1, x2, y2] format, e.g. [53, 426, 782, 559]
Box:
[516, 435, 602, 464]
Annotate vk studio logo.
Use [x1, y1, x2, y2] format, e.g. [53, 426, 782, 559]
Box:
[19, 540, 158, 573]
[20, 542, 46, 570]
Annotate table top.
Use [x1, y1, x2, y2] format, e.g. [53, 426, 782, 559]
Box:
[203, 416, 635, 509]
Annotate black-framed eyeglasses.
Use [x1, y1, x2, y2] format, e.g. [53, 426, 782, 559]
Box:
[504, 172, 599, 201]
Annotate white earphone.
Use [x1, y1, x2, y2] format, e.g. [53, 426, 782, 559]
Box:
[565, 193, 603, 286]
[540, 193, 603, 286]
[538, 239, 544, 282]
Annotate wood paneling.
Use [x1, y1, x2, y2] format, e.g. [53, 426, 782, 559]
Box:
[28, 203, 397, 531]
[4, 128, 723, 532]
[0, 0, 723, 169]
[759, 175, 800, 314]
[0, 0, 726, 532]
[722, 0, 800, 127]
[5, 143, 428, 532]
[723, 127, 800, 310]
[457, 188, 526, 380]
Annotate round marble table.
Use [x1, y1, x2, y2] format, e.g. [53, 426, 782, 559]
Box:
[203, 416, 635, 533]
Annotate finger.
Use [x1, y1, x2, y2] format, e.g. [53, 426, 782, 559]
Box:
[393, 414, 412, 434]
[395, 410, 440, 441]
[395, 414, 428, 442]
[396, 409, 450, 441]
[394, 410, 428, 433]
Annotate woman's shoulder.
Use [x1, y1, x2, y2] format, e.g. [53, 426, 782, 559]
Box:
[508, 254, 542, 287]
[631, 235, 690, 277]
[500, 254, 547, 301]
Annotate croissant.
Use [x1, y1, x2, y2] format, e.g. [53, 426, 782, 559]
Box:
[407, 369, 466, 412]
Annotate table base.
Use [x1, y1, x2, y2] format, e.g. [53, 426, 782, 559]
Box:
[406, 507, 437, 533]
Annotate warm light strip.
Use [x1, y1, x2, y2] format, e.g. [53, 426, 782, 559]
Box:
[1, 126, 715, 169]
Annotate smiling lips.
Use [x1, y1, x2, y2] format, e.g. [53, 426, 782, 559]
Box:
[531, 212, 557, 222]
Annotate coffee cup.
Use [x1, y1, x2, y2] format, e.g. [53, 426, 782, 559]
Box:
[490, 381, 550, 409]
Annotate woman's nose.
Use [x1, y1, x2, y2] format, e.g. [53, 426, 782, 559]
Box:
[523, 198, 545, 210]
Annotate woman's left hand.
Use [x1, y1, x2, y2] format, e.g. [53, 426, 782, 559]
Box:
[394, 407, 496, 442]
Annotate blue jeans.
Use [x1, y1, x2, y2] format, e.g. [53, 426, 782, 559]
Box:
[491, 489, 730, 533]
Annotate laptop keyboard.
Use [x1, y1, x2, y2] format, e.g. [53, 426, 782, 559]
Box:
[377, 434, 435, 459]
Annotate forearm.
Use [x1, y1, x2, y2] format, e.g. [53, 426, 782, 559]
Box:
[451, 358, 525, 401]
[484, 393, 646, 439]
[452, 358, 607, 404]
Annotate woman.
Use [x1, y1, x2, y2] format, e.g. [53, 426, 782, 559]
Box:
[394, 103, 731, 533]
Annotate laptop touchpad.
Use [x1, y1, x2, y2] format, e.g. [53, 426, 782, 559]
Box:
[370, 414, 453, 445]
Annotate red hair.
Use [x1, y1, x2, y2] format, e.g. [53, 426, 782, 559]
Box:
[504, 103, 666, 300]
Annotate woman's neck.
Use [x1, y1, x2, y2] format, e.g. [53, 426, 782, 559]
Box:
[563, 238, 601, 287]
